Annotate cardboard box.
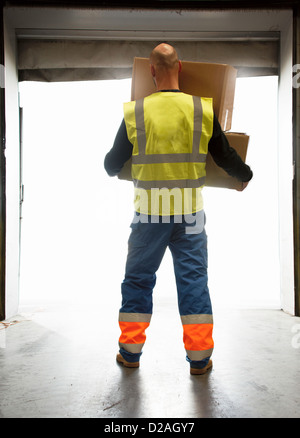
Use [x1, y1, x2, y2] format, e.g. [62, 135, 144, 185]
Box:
[117, 132, 250, 190]
[131, 57, 237, 132]
[205, 132, 250, 190]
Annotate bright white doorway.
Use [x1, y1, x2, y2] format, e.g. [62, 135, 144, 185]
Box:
[19, 79, 133, 311]
[205, 76, 280, 309]
[18, 75, 280, 310]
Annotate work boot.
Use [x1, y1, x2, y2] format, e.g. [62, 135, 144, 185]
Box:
[190, 359, 213, 375]
[116, 353, 140, 368]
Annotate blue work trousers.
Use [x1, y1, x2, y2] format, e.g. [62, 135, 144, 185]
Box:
[119, 211, 214, 368]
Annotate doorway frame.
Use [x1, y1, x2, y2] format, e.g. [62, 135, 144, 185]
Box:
[1, 5, 297, 318]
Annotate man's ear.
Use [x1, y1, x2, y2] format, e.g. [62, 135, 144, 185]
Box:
[150, 64, 156, 77]
[178, 60, 182, 74]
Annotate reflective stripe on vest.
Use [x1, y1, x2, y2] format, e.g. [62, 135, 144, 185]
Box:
[123, 92, 213, 215]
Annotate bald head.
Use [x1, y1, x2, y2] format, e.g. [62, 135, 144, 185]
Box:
[150, 43, 179, 71]
[149, 43, 181, 90]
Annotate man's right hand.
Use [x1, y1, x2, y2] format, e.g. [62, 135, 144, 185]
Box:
[236, 181, 249, 192]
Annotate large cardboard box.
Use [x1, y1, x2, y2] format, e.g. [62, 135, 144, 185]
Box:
[131, 57, 237, 132]
[117, 132, 250, 190]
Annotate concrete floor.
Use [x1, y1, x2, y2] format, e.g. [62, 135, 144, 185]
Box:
[1, 299, 300, 419]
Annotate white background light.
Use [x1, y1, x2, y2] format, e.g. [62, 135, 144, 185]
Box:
[19, 76, 280, 310]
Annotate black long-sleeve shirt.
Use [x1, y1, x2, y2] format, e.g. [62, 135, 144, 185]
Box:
[104, 93, 253, 183]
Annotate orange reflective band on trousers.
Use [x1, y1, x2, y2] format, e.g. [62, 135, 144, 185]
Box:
[118, 313, 151, 354]
[119, 321, 150, 345]
[182, 323, 214, 360]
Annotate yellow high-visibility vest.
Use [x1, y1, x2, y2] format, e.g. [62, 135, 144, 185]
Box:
[123, 92, 214, 216]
